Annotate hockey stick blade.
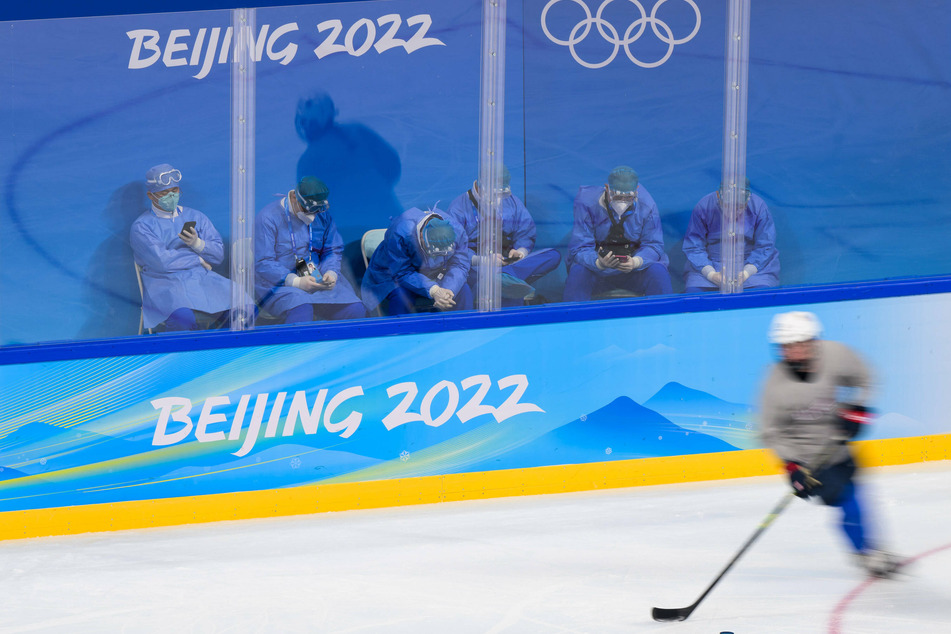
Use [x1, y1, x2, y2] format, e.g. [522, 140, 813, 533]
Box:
[651, 605, 695, 622]
[649, 440, 845, 623]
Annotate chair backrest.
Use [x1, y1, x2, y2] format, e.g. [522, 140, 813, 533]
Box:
[361, 228, 387, 268]
[133, 261, 152, 335]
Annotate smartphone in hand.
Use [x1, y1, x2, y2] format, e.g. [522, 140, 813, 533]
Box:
[182, 220, 197, 234]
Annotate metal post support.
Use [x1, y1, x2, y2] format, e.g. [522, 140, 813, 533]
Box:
[230, 8, 256, 330]
[476, 0, 507, 312]
[720, 0, 750, 294]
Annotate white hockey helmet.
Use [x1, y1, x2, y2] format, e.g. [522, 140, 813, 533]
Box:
[768, 311, 822, 345]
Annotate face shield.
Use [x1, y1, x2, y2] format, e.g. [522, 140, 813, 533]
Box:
[421, 217, 456, 257]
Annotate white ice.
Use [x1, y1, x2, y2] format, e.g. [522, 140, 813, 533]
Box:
[0, 462, 948, 633]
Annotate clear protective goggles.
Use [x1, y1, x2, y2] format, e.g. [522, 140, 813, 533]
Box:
[147, 168, 182, 189]
[296, 191, 330, 214]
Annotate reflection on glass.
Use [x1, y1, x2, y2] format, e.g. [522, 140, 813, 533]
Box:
[294, 90, 403, 289]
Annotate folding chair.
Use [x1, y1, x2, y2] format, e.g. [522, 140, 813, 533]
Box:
[133, 261, 153, 334]
[360, 228, 387, 268]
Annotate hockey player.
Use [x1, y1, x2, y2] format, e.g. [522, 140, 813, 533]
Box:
[759, 311, 900, 578]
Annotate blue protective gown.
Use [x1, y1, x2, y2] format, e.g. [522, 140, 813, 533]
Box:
[447, 189, 537, 254]
[446, 189, 561, 292]
[130, 205, 239, 329]
[567, 184, 669, 274]
[361, 208, 471, 314]
[254, 195, 361, 317]
[682, 191, 780, 290]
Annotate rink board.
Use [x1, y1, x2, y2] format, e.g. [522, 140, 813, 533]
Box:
[2, 293, 951, 538]
[0, 435, 946, 540]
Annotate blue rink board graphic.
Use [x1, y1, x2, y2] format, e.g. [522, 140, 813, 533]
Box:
[0, 294, 948, 512]
[1, 0, 950, 345]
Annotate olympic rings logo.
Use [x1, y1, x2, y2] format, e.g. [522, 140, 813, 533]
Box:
[541, 0, 701, 69]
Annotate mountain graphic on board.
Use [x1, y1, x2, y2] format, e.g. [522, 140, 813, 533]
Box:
[466, 395, 737, 471]
[644, 382, 757, 449]
[0, 422, 154, 478]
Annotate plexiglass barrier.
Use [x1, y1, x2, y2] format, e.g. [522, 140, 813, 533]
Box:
[745, 2, 951, 288]
[2, 0, 950, 346]
[1, 9, 235, 344]
[520, 0, 719, 301]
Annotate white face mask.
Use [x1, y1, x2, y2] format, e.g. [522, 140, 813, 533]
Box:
[610, 200, 630, 215]
[299, 211, 317, 225]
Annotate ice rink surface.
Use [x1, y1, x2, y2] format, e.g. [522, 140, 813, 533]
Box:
[0, 462, 948, 634]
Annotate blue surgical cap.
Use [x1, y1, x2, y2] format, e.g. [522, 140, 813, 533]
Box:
[608, 166, 638, 192]
[146, 164, 182, 193]
[297, 176, 329, 202]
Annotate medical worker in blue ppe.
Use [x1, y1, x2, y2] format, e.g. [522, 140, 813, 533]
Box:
[683, 180, 780, 292]
[564, 166, 672, 301]
[254, 177, 365, 323]
[361, 208, 472, 316]
[130, 164, 247, 331]
[447, 165, 561, 307]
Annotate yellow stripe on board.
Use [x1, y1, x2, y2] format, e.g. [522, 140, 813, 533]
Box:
[0, 434, 947, 541]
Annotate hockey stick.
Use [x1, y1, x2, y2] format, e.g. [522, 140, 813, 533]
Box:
[651, 440, 844, 622]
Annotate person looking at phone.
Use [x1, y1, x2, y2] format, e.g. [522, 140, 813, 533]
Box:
[564, 165, 672, 301]
[254, 176, 365, 323]
[446, 165, 561, 307]
[130, 163, 246, 331]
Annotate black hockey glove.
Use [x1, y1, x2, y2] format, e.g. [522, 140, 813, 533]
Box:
[838, 404, 873, 439]
[786, 462, 820, 498]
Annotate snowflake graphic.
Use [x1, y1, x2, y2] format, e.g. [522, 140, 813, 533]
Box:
[605, 447, 612, 455]
[290, 457, 301, 469]
[580, 415, 587, 422]
[400, 450, 411, 462]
